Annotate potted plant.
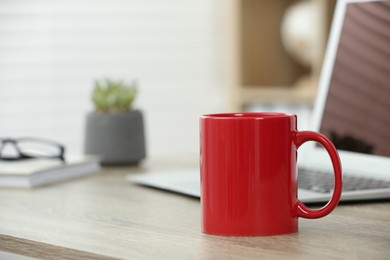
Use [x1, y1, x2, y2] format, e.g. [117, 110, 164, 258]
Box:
[84, 79, 146, 165]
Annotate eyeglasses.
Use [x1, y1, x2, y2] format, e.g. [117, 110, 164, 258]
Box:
[0, 138, 65, 162]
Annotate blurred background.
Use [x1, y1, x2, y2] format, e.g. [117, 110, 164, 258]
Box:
[0, 0, 336, 160]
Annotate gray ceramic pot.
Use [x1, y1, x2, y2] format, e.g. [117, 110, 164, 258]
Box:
[84, 110, 146, 165]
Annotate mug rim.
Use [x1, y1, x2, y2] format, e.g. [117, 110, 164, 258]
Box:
[201, 112, 296, 120]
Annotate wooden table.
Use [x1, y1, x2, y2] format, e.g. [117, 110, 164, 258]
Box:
[1, 159, 390, 259]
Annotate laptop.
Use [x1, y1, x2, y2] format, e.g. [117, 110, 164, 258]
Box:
[129, 0, 390, 203]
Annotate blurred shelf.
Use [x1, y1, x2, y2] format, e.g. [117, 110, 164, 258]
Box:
[241, 85, 317, 105]
[223, 0, 337, 111]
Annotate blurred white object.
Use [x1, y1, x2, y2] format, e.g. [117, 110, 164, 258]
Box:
[281, 0, 320, 67]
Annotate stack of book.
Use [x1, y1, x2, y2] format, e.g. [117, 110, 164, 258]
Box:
[0, 156, 100, 187]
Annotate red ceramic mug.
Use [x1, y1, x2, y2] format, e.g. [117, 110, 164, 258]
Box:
[200, 112, 342, 236]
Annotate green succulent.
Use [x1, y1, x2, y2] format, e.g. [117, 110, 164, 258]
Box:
[92, 79, 137, 112]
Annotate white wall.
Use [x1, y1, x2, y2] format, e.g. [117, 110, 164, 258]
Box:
[0, 0, 225, 158]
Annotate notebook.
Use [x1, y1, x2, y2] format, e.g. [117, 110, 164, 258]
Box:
[0, 156, 100, 187]
[128, 0, 390, 203]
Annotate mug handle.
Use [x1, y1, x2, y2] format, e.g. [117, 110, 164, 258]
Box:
[294, 131, 343, 219]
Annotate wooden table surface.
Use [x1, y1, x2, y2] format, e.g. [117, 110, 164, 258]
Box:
[1, 159, 390, 259]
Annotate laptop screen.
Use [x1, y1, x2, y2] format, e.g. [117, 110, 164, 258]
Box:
[319, 1, 390, 157]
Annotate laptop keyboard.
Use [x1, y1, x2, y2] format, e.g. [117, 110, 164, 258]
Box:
[298, 168, 390, 193]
